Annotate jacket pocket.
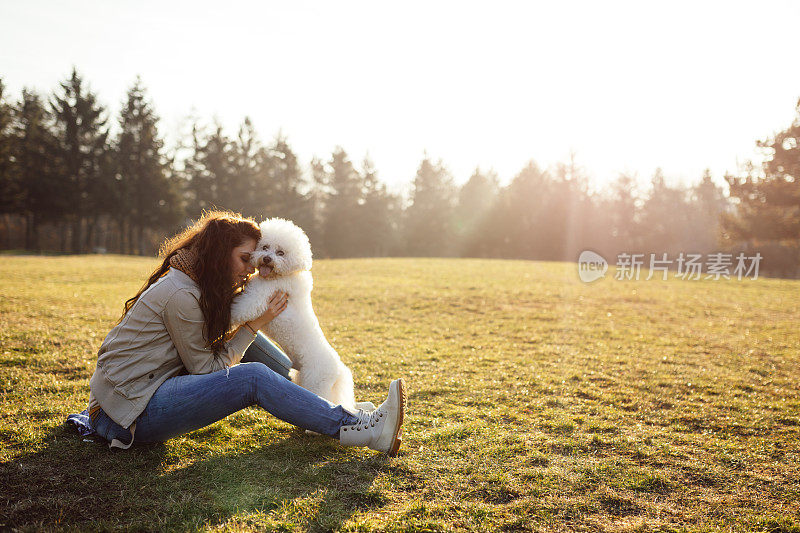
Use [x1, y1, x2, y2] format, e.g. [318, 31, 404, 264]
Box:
[113, 372, 158, 401]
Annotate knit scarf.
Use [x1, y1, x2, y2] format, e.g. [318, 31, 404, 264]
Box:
[169, 247, 200, 284]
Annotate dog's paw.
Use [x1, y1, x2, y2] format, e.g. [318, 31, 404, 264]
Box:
[354, 401, 376, 412]
[230, 296, 265, 327]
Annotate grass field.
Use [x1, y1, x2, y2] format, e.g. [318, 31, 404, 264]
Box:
[1, 255, 799, 532]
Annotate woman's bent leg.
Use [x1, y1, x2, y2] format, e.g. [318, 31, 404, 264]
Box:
[133, 362, 358, 443]
[241, 332, 293, 380]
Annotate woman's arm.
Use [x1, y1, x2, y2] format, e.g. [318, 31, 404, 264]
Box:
[243, 290, 288, 333]
[163, 288, 289, 374]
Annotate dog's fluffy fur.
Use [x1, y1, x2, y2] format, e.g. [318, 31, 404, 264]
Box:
[230, 218, 356, 411]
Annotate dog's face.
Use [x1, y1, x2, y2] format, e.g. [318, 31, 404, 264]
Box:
[250, 218, 312, 278]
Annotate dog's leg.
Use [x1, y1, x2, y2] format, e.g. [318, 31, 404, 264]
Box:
[298, 358, 338, 403]
[231, 282, 270, 326]
[328, 364, 357, 412]
[299, 363, 342, 437]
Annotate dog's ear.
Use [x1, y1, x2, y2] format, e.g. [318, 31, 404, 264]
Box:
[298, 238, 312, 271]
[292, 223, 312, 271]
[259, 218, 272, 235]
[272, 218, 313, 273]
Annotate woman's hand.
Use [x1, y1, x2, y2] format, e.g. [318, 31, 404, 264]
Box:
[245, 290, 288, 332]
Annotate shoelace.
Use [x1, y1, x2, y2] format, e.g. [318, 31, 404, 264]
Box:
[345, 407, 386, 432]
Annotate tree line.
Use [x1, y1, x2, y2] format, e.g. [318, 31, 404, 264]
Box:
[1, 69, 798, 277]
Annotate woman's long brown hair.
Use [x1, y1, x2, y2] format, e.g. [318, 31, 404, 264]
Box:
[120, 210, 261, 355]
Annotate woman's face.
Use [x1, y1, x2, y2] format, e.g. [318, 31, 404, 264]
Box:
[231, 237, 257, 288]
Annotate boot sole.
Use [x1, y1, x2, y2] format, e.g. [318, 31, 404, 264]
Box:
[387, 378, 406, 457]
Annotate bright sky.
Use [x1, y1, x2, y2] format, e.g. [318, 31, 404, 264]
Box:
[2, 1, 799, 193]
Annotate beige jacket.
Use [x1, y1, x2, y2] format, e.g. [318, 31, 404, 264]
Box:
[89, 268, 256, 446]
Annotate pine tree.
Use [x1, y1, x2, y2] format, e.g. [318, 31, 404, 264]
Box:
[478, 161, 549, 259]
[607, 172, 642, 254]
[405, 155, 456, 256]
[323, 147, 363, 257]
[226, 117, 264, 217]
[547, 155, 594, 260]
[305, 156, 330, 254]
[180, 119, 210, 218]
[723, 100, 800, 243]
[12, 89, 64, 250]
[50, 68, 109, 252]
[721, 102, 800, 276]
[690, 169, 727, 254]
[454, 167, 499, 245]
[0, 79, 18, 217]
[183, 121, 235, 217]
[262, 133, 308, 223]
[639, 168, 691, 256]
[203, 122, 236, 211]
[115, 77, 180, 254]
[357, 155, 400, 256]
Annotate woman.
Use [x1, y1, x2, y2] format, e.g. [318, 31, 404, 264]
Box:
[76, 211, 405, 455]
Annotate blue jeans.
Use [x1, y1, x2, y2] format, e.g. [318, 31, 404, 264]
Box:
[92, 358, 359, 445]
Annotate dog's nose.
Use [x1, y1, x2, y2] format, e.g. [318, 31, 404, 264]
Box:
[261, 256, 273, 266]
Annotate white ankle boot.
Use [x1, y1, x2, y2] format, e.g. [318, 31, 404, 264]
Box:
[340, 378, 406, 456]
[305, 400, 378, 437]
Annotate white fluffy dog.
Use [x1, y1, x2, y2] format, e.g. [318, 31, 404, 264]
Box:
[231, 218, 361, 412]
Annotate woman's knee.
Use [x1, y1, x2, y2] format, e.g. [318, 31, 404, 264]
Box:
[234, 362, 280, 393]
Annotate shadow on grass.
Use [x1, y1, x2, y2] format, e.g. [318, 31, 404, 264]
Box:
[1, 423, 388, 530]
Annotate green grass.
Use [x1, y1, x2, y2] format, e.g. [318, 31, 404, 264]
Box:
[1, 255, 799, 531]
